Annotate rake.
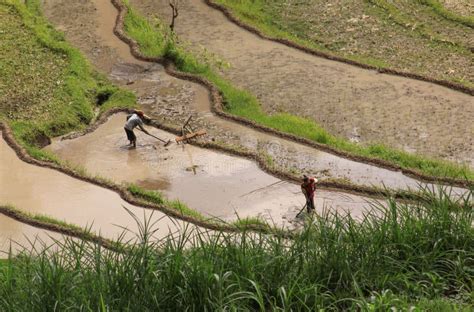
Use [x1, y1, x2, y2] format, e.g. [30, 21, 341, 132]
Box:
[295, 203, 308, 218]
[139, 129, 172, 147]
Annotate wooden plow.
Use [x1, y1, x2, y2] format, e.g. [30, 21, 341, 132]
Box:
[175, 115, 207, 144]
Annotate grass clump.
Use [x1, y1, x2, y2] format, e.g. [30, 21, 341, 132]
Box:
[123, 3, 473, 181]
[0, 187, 472, 310]
[0, 204, 99, 243]
[127, 184, 205, 220]
[0, 0, 136, 152]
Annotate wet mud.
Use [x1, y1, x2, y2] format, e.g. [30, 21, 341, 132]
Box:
[130, 0, 474, 166]
[0, 214, 65, 258]
[0, 136, 198, 241]
[42, 0, 468, 192]
[37, 0, 468, 227]
[46, 113, 380, 227]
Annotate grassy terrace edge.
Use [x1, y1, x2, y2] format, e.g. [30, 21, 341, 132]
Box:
[209, 0, 473, 89]
[419, 0, 474, 28]
[0, 0, 287, 235]
[0, 205, 123, 252]
[1, 0, 136, 163]
[121, 0, 473, 183]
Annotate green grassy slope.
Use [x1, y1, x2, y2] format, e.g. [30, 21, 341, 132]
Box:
[0, 0, 136, 161]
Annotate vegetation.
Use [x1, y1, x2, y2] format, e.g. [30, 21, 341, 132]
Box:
[419, 0, 474, 27]
[127, 184, 280, 230]
[123, 2, 473, 181]
[0, 0, 136, 162]
[127, 184, 205, 221]
[213, 0, 473, 88]
[1, 187, 472, 310]
[0, 205, 89, 238]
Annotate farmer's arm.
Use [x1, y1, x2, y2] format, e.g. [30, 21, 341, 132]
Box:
[138, 123, 149, 134]
[301, 185, 308, 198]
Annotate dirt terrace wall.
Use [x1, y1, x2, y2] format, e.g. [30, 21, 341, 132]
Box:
[111, 0, 472, 189]
[0, 205, 121, 252]
[63, 106, 429, 203]
[0, 120, 286, 237]
[204, 0, 473, 97]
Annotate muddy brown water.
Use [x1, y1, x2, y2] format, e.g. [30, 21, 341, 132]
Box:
[42, 0, 469, 192]
[46, 113, 379, 226]
[38, 0, 467, 228]
[130, 0, 474, 166]
[0, 214, 66, 258]
[0, 135, 199, 241]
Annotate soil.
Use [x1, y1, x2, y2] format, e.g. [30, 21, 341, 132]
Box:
[41, 0, 467, 191]
[46, 113, 379, 227]
[440, 0, 474, 17]
[0, 135, 198, 241]
[129, 0, 474, 167]
[38, 0, 393, 229]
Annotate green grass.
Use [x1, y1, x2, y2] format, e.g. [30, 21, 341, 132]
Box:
[213, 0, 473, 89]
[418, 0, 474, 28]
[123, 3, 473, 181]
[0, 0, 136, 151]
[127, 184, 278, 230]
[0, 187, 472, 310]
[0, 205, 101, 243]
[127, 184, 206, 221]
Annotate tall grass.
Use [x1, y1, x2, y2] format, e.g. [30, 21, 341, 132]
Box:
[122, 3, 474, 181]
[1, 187, 472, 310]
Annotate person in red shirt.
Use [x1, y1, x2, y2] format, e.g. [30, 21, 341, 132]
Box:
[301, 175, 318, 213]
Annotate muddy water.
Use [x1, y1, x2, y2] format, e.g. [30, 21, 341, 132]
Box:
[90, 0, 471, 192]
[39, 0, 467, 229]
[46, 113, 379, 226]
[0, 136, 198, 241]
[130, 0, 473, 166]
[0, 214, 66, 258]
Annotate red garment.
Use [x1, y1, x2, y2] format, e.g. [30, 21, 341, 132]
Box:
[301, 178, 316, 197]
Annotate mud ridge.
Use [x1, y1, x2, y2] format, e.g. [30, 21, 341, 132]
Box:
[0, 121, 288, 237]
[0, 205, 121, 252]
[64, 107, 427, 203]
[111, 0, 472, 189]
[205, 0, 473, 96]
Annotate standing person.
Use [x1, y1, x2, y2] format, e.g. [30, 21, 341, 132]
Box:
[301, 175, 318, 213]
[124, 110, 149, 148]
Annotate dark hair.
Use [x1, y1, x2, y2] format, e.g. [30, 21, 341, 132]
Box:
[303, 175, 309, 182]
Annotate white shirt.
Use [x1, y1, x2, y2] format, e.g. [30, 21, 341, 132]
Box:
[124, 114, 145, 131]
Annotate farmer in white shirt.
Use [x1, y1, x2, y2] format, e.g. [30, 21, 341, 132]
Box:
[124, 110, 149, 148]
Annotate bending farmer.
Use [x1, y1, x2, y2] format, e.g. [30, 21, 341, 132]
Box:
[124, 110, 149, 148]
[301, 175, 318, 213]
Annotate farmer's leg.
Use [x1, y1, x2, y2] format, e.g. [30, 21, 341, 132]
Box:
[125, 128, 133, 145]
[308, 196, 315, 211]
[130, 130, 137, 147]
[306, 198, 312, 213]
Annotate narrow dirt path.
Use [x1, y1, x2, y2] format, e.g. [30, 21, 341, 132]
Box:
[0, 135, 198, 241]
[130, 0, 474, 166]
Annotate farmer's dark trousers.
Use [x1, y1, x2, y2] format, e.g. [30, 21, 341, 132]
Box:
[306, 196, 315, 212]
[124, 127, 136, 142]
